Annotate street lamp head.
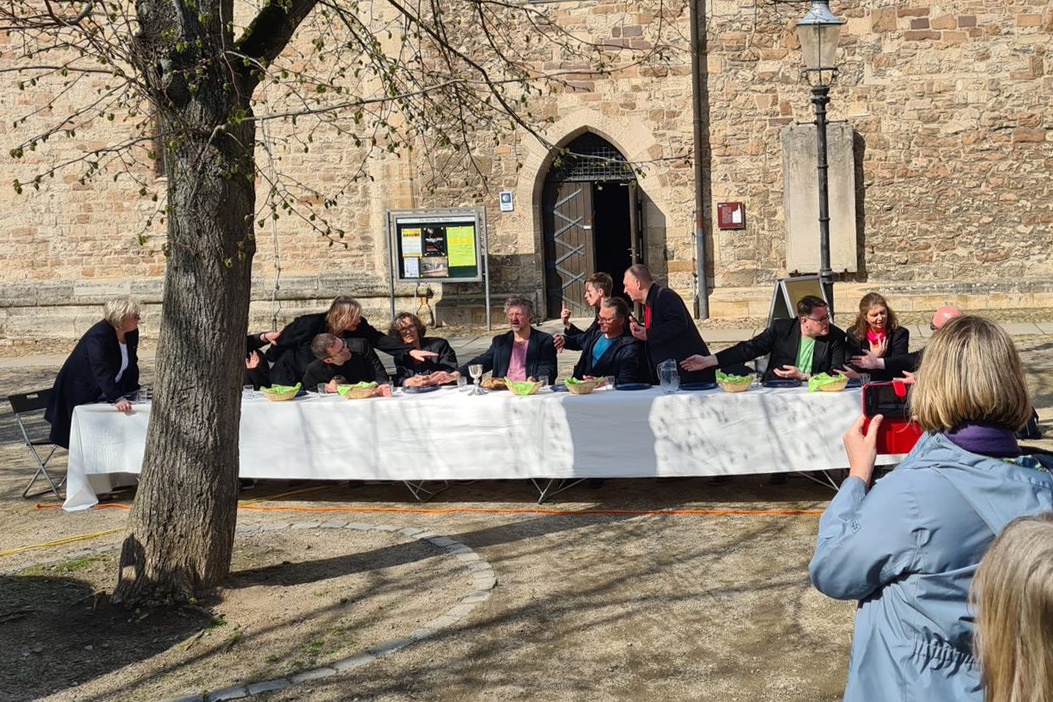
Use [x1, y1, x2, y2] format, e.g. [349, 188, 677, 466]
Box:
[796, 0, 843, 85]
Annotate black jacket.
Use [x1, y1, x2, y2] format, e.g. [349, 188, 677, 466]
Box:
[716, 317, 847, 383]
[572, 334, 642, 385]
[302, 350, 379, 389]
[459, 328, 558, 384]
[845, 325, 910, 382]
[245, 333, 272, 390]
[642, 284, 715, 384]
[392, 337, 458, 386]
[267, 312, 410, 386]
[45, 320, 140, 448]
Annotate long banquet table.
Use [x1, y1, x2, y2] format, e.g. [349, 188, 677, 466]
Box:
[63, 384, 898, 510]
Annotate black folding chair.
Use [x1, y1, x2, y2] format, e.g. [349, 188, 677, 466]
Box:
[8, 389, 63, 499]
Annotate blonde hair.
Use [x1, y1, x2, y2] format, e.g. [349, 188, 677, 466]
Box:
[909, 316, 1032, 433]
[971, 513, 1053, 702]
[103, 297, 141, 328]
[325, 296, 362, 334]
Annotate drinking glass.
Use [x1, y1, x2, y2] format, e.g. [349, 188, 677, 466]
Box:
[468, 364, 484, 395]
[457, 375, 468, 392]
[604, 375, 616, 390]
[242, 385, 254, 400]
[317, 383, 328, 396]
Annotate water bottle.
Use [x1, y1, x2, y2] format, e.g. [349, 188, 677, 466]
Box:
[658, 359, 680, 394]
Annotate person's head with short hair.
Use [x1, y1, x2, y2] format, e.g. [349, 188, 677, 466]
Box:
[852, 292, 899, 342]
[584, 272, 613, 307]
[623, 264, 653, 304]
[930, 305, 963, 332]
[103, 297, 142, 333]
[910, 315, 1031, 433]
[310, 333, 350, 364]
[389, 312, 426, 348]
[796, 295, 831, 339]
[598, 297, 629, 338]
[326, 296, 362, 335]
[504, 295, 534, 334]
[970, 512, 1053, 702]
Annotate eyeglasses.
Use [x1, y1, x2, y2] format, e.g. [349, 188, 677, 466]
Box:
[806, 315, 831, 324]
[397, 325, 416, 336]
[598, 315, 618, 324]
[326, 339, 349, 361]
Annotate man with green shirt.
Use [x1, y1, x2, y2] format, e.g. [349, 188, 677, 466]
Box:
[681, 295, 847, 383]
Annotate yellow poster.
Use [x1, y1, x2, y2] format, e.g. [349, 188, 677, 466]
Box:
[446, 226, 477, 268]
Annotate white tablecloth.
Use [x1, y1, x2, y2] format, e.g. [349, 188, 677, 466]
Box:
[64, 385, 896, 510]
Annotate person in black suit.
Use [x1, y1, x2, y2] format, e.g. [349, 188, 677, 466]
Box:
[623, 264, 715, 384]
[554, 271, 612, 353]
[45, 297, 142, 448]
[844, 293, 910, 382]
[266, 296, 435, 385]
[302, 333, 385, 392]
[388, 312, 459, 387]
[457, 295, 557, 384]
[853, 305, 962, 378]
[681, 295, 848, 382]
[571, 297, 641, 386]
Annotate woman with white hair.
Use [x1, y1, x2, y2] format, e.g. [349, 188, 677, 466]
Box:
[45, 296, 143, 448]
[810, 316, 1053, 702]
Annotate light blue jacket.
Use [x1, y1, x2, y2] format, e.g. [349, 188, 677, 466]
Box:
[810, 432, 1053, 702]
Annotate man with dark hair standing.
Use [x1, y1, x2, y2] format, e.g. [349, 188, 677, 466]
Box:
[623, 264, 715, 384]
[681, 294, 847, 382]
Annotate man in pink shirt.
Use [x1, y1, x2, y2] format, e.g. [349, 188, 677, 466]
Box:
[457, 295, 558, 385]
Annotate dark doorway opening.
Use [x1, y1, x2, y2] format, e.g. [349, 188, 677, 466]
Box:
[592, 181, 633, 301]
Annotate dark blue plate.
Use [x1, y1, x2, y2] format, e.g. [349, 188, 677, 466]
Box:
[763, 379, 801, 388]
[402, 385, 441, 394]
[681, 381, 718, 391]
[845, 378, 862, 388]
[295, 389, 307, 398]
[615, 383, 652, 391]
[551, 384, 569, 392]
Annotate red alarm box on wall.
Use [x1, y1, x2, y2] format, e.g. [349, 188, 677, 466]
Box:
[862, 381, 924, 455]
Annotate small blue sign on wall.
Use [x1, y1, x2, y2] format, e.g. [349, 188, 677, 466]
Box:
[499, 191, 514, 212]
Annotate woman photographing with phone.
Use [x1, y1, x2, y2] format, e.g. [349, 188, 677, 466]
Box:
[809, 316, 1053, 702]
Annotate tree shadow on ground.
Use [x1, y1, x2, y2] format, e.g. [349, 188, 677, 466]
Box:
[0, 572, 210, 702]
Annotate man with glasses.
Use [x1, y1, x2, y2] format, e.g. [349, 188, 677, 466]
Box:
[682, 295, 847, 383]
[570, 297, 642, 385]
[302, 333, 388, 393]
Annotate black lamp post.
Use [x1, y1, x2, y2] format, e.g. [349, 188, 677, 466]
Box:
[796, 0, 843, 317]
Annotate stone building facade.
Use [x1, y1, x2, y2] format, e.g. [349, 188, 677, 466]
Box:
[0, 0, 1051, 342]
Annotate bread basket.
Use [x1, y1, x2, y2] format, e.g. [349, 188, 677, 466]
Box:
[565, 379, 600, 395]
[260, 384, 300, 402]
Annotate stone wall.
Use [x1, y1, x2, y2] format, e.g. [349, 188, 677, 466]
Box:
[0, 0, 1051, 342]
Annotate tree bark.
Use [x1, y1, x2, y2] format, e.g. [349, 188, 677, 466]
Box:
[114, 1, 257, 604]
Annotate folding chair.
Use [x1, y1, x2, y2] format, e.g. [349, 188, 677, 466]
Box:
[8, 388, 63, 499]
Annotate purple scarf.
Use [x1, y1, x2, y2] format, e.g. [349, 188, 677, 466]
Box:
[945, 423, 1021, 458]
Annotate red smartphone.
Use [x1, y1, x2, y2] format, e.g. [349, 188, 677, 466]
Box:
[862, 381, 923, 454]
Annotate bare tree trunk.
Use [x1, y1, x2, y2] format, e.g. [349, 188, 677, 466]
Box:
[113, 13, 257, 602]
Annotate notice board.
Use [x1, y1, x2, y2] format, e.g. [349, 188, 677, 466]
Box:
[389, 209, 482, 283]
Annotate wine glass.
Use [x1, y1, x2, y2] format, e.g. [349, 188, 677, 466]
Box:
[468, 364, 484, 395]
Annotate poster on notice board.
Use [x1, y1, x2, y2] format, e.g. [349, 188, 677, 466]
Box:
[389, 209, 482, 283]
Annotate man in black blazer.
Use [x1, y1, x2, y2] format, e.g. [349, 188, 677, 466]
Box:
[681, 295, 847, 382]
[571, 297, 642, 385]
[624, 264, 715, 384]
[458, 295, 558, 384]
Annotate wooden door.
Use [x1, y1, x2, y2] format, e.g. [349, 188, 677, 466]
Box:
[543, 181, 595, 319]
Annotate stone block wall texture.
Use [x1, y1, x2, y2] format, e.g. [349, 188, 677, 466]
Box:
[0, 0, 1051, 341]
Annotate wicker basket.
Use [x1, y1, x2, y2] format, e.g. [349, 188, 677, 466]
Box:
[718, 380, 752, 394]
[260, 387, 299, 402]
[565, 380, 600, 395]
[339, 385, 377, 399]
[818, 377, 849, 392]
[507, 380, 543, 396]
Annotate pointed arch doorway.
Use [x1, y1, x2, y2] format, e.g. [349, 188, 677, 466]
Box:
[541, 133, 641, 319]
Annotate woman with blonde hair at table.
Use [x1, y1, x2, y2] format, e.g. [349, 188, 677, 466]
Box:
[266, 296, 434, 385]
[810, 315, 1053, 702]
[970, 512, 1053, 702]
[45, 296, 142, 448]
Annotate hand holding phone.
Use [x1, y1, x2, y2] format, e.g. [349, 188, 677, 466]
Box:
[862, 381, 923, 454]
